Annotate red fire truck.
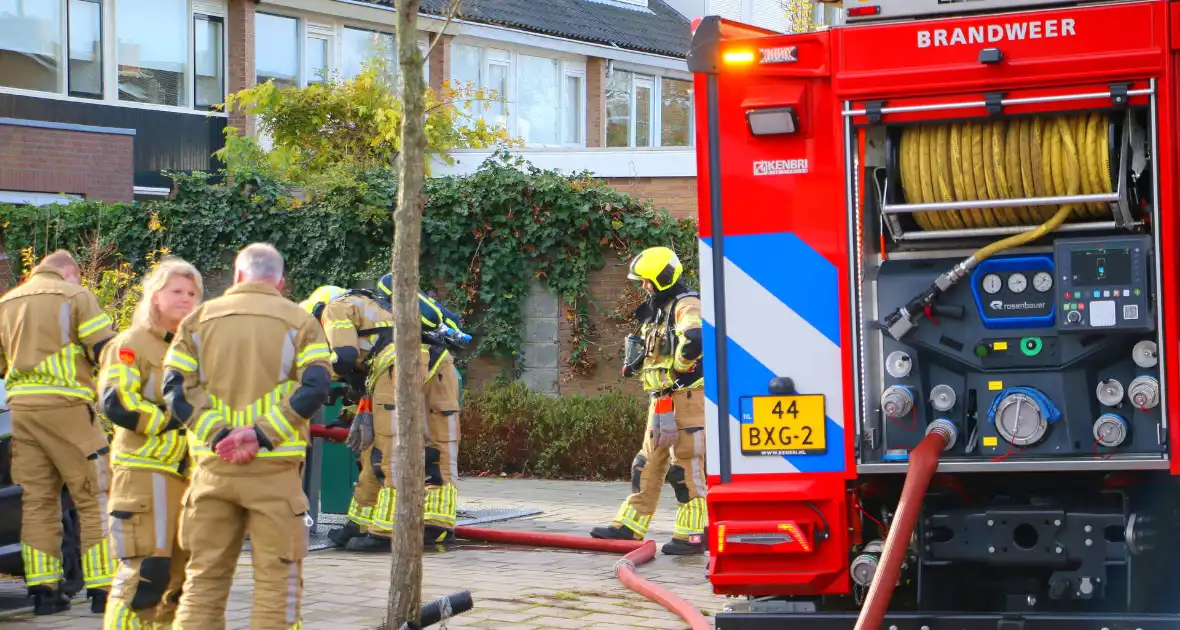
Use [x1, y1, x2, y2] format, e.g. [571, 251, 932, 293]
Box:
[690, 1, 1179, 628]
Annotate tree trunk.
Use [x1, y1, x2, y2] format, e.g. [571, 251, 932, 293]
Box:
[385, 0, 428, 628]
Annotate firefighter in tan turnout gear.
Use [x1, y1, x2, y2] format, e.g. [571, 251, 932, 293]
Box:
[590, 246, 708, 556]
[376, 273, 464, 545]
[0, 250, 118, 615]
[97, 258, 203, 629]
[163, 243, 332, 629]
[321, 277, 461, 549]
[318, 287, 394, 551]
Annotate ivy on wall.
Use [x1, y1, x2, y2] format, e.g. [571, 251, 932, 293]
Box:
[0, 151, 698, 371]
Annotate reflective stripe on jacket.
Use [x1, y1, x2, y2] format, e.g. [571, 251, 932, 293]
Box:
[98, 325, 189, 476]
[0, 266, 116, 408]
[163, 281, 332, 471]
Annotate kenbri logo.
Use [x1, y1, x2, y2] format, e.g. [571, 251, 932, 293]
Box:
[754, 159, 809, 176]
[918, 18, 1076, 48]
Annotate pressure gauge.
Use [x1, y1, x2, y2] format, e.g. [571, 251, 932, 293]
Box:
[1033, 272, 1053, 293]
[982, 274, 1002, 294]
[994, 392, 1048, 446]
[1007, 273, 1028, 294]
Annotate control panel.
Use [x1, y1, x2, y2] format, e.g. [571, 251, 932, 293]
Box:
[971, 256, 1056, 330]
[1054, 235, 1153, 333]
[865, 234, 1163, 469]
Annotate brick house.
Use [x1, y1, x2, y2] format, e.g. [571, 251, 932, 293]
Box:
[0, 0, 840, 391]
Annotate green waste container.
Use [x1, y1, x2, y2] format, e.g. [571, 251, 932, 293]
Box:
[318, 399, 359, 515]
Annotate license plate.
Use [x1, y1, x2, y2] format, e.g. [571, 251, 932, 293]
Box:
[739, 394, 827, 456]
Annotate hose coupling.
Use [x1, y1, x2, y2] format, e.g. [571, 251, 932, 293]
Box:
[926, 418, 958, 451]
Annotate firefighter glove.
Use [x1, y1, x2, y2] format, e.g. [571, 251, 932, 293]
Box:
[649, 411, 678, 449]
[347, 411, 375, 455]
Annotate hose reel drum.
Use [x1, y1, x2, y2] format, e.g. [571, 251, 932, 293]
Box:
[878, 108, 1149, 247]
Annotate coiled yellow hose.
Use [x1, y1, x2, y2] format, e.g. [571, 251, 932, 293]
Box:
[898, 113, 1112, 262]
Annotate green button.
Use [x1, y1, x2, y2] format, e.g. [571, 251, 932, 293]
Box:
[1021, 337, 1043, 357]
[975, 344, 989, 358]
[1134, 289, 1141, 296]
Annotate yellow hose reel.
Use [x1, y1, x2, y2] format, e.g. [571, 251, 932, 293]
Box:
[894, 113, 1116, 263]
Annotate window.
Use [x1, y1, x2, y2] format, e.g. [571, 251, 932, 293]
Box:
[117, 0, 188, 106]
[517, 55, 559, 145]
[255, 13, 299, 89]
[67, 0, 101, 98]
[450, 42, 585, 147]
[659, 77, 692, 147]
[0, 0, 226, 112]
[195, 15, 223, 109]
[606, 70, 632, 148]
[343, 26, 395, 84]
[306, 36, 329, 85]
[0, 0, 62, 93]
[563, 75, 582, 145]
[608, 69, 693, 148]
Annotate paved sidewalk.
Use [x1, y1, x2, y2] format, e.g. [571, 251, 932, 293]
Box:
[1, 478, 728, 629]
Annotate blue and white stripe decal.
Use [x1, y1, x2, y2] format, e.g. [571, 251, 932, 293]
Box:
[700, 233, 847, 476]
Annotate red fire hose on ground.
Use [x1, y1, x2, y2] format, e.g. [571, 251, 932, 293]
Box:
[310, 425, 712, 630]
[854, 430, 949, 630]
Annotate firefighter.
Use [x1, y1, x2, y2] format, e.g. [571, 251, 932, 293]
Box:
[376, 274, 463, 544]
[299, 284, 345, 320]
[97, 258, 203, 629]
[0, 250, 118, 614]
[317, 287, 394, 551]
[163, 243, 331, 629]
[590, 246, 707, 555]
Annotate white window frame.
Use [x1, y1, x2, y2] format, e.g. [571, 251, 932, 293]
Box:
[561, 63, 585, 148]
[304, 24, 334, 86]
[0, 190, 82, 205]
[449, 37, 587, 149]
[606, 62, 694, 149]
[0, 0, 229, 116]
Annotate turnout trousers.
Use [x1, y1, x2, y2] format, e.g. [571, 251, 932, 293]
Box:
[173, 464, 310, 630]
[103, 466, 188, 629]
[367, 403, 461, 536]
[11, 403, 117, 591]
[611, 390, 708, 542]
[344, 445, 380, 530]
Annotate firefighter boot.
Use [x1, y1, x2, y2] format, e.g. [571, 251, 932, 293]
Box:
[31, 586, 71, 616]
[424, 524, 455, 546]
[328, 520, 362, 546]
[89, 588, 108, 613]
[590, 524, 643, 541]
[661, 534, 705, 556]
[346, 534, 392, 552]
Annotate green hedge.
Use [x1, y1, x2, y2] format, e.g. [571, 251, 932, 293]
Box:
[0, 150, 698, 370]
[458, 381, 645, 480]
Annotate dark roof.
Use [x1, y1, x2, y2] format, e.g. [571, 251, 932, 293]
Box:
[360, 0, 692, 58]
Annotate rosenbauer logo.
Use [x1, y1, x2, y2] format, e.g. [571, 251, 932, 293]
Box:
[918, 17, 1076, 48]
[754, 159, 809, 176]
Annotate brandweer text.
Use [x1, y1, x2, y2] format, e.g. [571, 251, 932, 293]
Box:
[917, 18, 1076, 48]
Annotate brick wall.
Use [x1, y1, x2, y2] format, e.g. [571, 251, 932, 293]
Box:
[0, 123, 134, 204]
[428, 33, 452, 92]
[585, 58, 607, 148]
[0, 255, 11, 291]
[227, 0, 256, 135]
[599, 176, 698, 219]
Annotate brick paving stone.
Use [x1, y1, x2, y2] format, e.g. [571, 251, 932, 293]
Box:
[2, 478, 725, 629]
